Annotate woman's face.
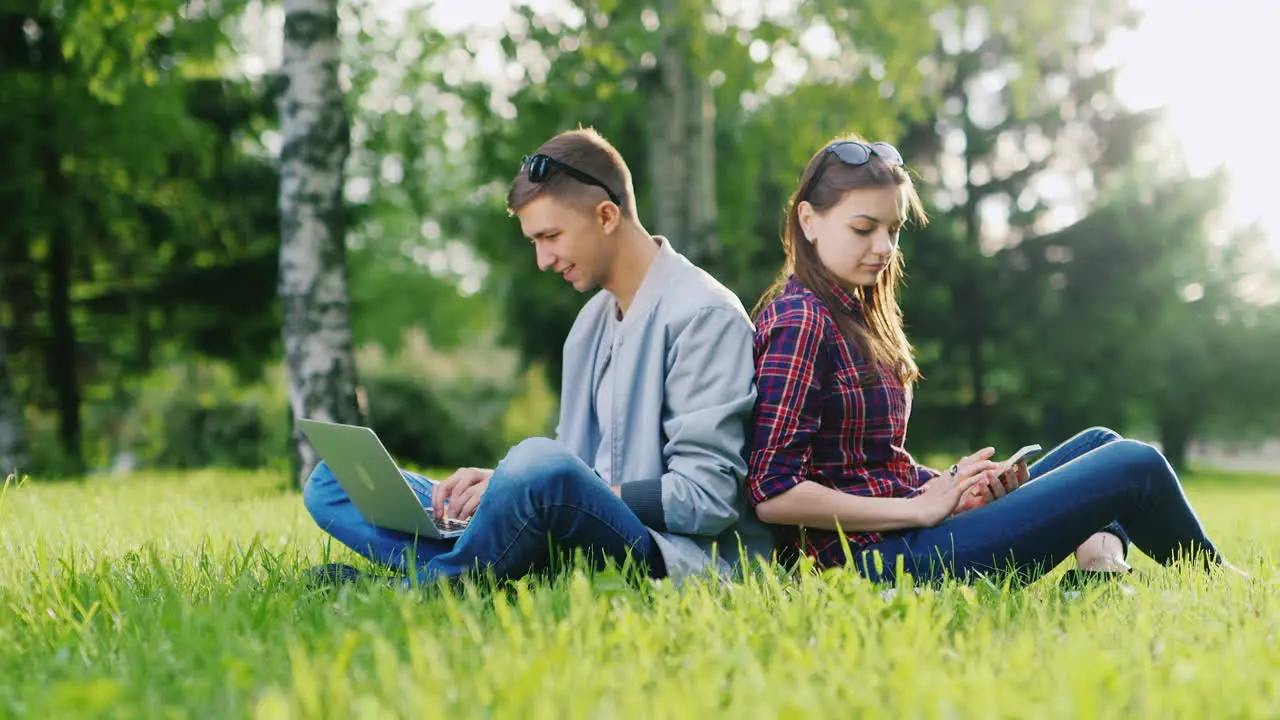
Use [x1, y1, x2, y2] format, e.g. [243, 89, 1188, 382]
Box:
[799, 185, 904, 288]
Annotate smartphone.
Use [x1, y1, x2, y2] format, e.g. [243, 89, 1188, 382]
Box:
[1001, 444, 1043, 470]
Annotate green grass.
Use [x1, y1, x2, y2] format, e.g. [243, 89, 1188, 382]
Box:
[1, 469, 1278, 719]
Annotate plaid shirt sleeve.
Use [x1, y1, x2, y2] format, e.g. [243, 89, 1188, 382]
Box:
[746, 303, 828, 506]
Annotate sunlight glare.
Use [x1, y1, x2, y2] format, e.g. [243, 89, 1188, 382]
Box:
[1111, 0, 1280, 246]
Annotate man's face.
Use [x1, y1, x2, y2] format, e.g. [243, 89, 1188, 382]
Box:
[516, 194, 616, 292]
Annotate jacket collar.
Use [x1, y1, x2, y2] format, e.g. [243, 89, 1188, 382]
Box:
[613, 236, 679, 329]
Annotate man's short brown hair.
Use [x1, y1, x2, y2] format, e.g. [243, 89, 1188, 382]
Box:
[507, 128, 636, 219]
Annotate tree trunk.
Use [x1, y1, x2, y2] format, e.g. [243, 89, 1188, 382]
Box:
[648, 0, 690, 246]
[962, 154, 987, 450]
[648, 0, 718, 268]
[278, 0, 363, 487]
[687, 76, 718, 269]
[0, 268, 27, 479]
[47, 179, 82, 474]
[1158, 416, 1192, 473]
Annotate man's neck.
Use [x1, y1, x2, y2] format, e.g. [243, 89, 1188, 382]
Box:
[603, 224, 660, 317]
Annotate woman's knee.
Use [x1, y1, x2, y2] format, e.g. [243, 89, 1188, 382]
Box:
[1077, 426, 1122, 447]
[1104, 439, 1173, 475]
[1056, 439, 1170, 496]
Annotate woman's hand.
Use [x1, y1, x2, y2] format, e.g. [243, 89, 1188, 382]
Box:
[954, 455, 1031, 513]
[913, 448, 1001, 526]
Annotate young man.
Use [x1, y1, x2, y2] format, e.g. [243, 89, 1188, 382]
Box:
[302, 128, 775, 587]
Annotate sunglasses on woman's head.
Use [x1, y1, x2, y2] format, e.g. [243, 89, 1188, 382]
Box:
[806, 141, 905, 191]
[521, 153, 622, 206]
[825, 140, 904, 167]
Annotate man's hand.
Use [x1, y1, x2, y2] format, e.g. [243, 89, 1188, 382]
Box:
[431, 467, 494, 522]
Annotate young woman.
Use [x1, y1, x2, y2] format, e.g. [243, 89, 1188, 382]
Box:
[746, 135, 1244, 586]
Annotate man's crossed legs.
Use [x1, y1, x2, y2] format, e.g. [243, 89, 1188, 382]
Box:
[302, 438, 665, 587]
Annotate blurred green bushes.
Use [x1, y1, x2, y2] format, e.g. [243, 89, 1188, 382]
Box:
[28, 329, 557, 479]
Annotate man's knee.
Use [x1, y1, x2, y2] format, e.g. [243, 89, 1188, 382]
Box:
[491, 437, 590, 499]
[499, 437, 580, 481]
[302, 461, 343, 522]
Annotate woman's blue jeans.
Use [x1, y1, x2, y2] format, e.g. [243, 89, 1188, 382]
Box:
[302, 437, 663, 585]
[852, 427, 1225, 584]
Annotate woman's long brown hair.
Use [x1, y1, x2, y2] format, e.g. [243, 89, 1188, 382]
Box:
[754, 134, 928, 386]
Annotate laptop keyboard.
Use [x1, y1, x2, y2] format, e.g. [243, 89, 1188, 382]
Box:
[439, 516, 470, 532]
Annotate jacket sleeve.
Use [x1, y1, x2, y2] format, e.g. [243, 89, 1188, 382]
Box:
[618, 306, 755, 536]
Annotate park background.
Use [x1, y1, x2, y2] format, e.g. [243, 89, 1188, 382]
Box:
[3, 2, 1280, 718]
[2, 0, 1279, 486]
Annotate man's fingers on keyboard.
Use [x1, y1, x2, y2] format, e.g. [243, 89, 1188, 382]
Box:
[466, 484, 487, 514]
[433, 477, 458, 519]
[437, 468, 487, 519]
[451, 483, 484, 520]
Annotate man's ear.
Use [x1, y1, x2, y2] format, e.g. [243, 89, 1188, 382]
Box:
[596, 200, 621, 233]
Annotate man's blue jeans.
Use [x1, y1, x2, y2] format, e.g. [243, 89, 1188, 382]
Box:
[852, 427, 1225, 584]
[302, 437, 663, 585]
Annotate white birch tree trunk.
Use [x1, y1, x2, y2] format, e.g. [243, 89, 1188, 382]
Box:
[278, 0, 362, 487]
[687, 77, 718, 264]
[648, 0, 718, 267]
[648, 0, 690, 248]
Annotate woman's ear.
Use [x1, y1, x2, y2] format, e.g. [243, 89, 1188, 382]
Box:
[797, 201, 815, 242]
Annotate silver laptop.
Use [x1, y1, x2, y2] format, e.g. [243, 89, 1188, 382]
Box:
[297, 418, 465, 539]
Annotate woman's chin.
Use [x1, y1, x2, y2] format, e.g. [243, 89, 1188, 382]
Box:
[837, 270, 881, 288]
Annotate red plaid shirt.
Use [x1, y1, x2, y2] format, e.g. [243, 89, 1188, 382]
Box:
[747, 277, 939, 568]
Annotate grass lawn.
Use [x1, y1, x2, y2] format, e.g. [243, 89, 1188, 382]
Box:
[1, 467, 1277, 719]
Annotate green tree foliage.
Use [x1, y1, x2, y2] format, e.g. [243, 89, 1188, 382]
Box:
[1010, 170, 1280, 468]
[421, 0, 1277, 460]
[406, 0, 943, 388]
[890, 0, 1156, 451]
[3, 0, 1275, 478]
[0, 3, 278, 475]
[337, 1, 502, 355]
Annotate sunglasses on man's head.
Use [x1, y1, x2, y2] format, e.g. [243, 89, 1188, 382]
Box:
[521, 153, 622, 206]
